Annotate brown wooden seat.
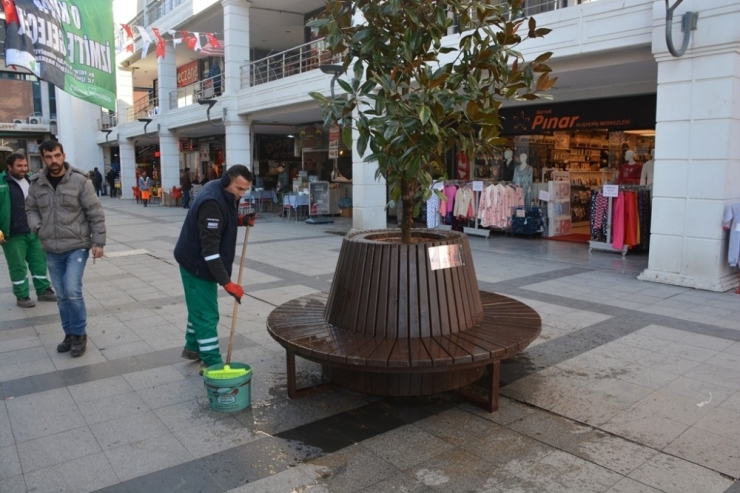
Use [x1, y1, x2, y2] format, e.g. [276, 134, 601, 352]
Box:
[267, 291, 541, 412]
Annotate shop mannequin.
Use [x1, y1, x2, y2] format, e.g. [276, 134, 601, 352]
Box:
[513, 153, 533, 206]
[617, 149, 642, 185]
[641, 148, 655, 187]
[500, 149, 516, 182]
[456, 151, 470, 180]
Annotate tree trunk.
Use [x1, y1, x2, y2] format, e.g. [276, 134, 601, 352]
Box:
[400, 179, 414, 243]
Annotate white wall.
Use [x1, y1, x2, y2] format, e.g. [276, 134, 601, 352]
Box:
[56, 90, 105, 173]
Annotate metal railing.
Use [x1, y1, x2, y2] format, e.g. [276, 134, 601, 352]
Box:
[170, 74, 224, 110]
[98, 113, 118, 130]
[240, 38, 344, 89]
[125, 95, 160, 123]
[128, 0, 187, 38]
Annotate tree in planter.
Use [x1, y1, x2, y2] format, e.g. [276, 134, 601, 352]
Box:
[309, 0, 556, 243]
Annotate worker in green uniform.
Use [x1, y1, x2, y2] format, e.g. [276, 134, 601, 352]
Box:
[0, 153, 56, 307]
[174, 165, 256, 369]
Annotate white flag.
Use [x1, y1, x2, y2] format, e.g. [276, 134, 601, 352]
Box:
[168, 30, 183, 48]
[192, 32, 202, 52]
[137, 26, 154, 58]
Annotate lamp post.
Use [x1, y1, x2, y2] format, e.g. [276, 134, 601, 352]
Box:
[198, 98, 226, 127]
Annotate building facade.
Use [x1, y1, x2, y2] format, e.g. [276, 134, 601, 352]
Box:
[18, 0, 738, 292]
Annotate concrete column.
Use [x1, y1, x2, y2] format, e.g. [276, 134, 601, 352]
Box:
[221, 0, 251, 96]
[351, 123, 387, 230]
[119, 139, 137, 200]
[116, 67, 135, 119]
[157, 41, 180, 190]
[639, 0, 740, 291]
[55, 90, 103, 173]
[225, 118, 252, 171]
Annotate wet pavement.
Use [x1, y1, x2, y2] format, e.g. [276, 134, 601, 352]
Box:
[0, 199, 739, 492]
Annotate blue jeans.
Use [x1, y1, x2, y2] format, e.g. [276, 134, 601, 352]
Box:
[183, 189, 191, 208]
[46, 249, 89, 336]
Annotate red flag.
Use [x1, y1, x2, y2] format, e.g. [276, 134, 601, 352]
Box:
[152, 27, 166, 59]
[2, 0, 19, 25]
[206, 33, 221, 49]
[122, 24, 135, 53]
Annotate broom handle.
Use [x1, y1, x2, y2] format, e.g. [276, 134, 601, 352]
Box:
[226, 225, 250, 365]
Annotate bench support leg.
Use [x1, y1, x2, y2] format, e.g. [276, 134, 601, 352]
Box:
[454, 361, 500, 413]
[286, 349, 334, 399]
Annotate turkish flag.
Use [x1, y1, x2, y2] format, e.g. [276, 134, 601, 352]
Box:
[152, 27, 166, 59]
[2, 0, 19, 25]
[206, 33, 221, 49]
[122, 24, 135, 53]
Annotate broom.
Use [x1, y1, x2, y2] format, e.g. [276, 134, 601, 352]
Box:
[204, 223, 251, 380]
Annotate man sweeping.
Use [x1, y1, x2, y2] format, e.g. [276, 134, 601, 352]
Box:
[174, 165, 256, 370]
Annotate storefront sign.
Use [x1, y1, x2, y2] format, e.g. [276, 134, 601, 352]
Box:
[428, 245, 464, 271]
[603, 184, 619, 198]
[329, 124, 340, 148]
[177, 61, 200, 88]
[499, 95, 656, 135]
[328, 148, 338, 159]
[300, 125, 323, 148]
[309, 181, 330, 215]
[258, 136, 296, 161]
[0, 122, 49, 132]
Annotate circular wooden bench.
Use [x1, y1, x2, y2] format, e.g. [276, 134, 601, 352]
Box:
[267, 290, 541, 412]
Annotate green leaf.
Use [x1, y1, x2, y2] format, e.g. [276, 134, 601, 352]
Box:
[418, 106, 431, 125]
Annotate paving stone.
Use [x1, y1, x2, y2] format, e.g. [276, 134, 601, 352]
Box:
[68, 375, 134, 403]
[0, 445, 21, 481]
[153, 397, 231, 434]
[103, 433, 194, 482]
[693, 406, 740, 443]
[90, 411, 171, 450]
[22, 451, 118, 493]
[361, 424, 454, 471]
[0, 405, 13, 448]
[76, 391, 150, 425]
[664, 426, 740, 478]
[6, 387, 86, 443]
[0, 474, 26, 493]
[604, 477, 663, 493]
[601, 405, 689, 450]
[172, 416, 260, 459]
[135, 378, 202, 409]
[628, 453, 733, 493]
[121, 365, 186, 390]
[17, 426, 101, 473]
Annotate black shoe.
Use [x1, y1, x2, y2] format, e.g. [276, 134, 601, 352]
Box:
[181, 348, 199, 361]
[38, 288, 57, 302]
[16, 297, 35, 308]
[70, 335, 87, 357]
[57, 334, 73, 353]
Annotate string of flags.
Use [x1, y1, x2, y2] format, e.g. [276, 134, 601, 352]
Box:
[117, 24, 223, 59]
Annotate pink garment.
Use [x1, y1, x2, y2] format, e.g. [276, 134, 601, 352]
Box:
[439, 185, 457, 216]
[454, 187, 475, 218]
[611, 192, 625, 250]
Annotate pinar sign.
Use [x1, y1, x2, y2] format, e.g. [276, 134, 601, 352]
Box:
[177, 60, 200, 87]
[499, 94, 656, 135]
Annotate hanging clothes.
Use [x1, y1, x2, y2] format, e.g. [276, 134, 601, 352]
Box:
[611, 192, 626, 250]
[617, 162, 643, 185]
[426, 183, 444, 228]
[439, 184, 458, 225]
[453, 185, 475, 219]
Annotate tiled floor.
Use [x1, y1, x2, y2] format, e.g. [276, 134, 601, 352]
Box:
[1, 199, 739, 492]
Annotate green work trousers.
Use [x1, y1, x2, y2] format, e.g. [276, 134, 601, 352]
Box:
[180, 266, 223, 367]
[1, 232, 51, 299]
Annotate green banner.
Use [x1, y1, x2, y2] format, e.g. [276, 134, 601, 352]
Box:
[3, 0, 117, 111]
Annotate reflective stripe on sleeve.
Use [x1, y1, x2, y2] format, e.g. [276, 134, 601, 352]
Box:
[204, 253, 220, 261]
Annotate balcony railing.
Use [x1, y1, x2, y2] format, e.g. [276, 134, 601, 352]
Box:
[98, 113, 118, 131]
[125, 95, 160, 123]
[170, 74, 224, 110]
[240, 38, 344, 89]
[128, 0, 187, 38]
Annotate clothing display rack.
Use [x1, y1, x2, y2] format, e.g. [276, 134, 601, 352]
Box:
[588, 195, 627, 257]
[589, 184, 650, 257]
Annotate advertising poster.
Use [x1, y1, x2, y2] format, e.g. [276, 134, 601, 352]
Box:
[309, 181, 330, 216]
[3, 0, 117, 111]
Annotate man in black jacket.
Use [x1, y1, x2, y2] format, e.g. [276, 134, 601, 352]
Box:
[174, 165, 256, 368]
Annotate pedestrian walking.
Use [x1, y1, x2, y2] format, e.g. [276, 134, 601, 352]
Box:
[106, 168, 118, 198]
[0, 153, 57, 308]
[180, 167, 192, 209]
[139, 171, 151, 207]
[26, 141, 106, 357]
[174, 165, 256, 369]
[93, 167, 103, 196]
